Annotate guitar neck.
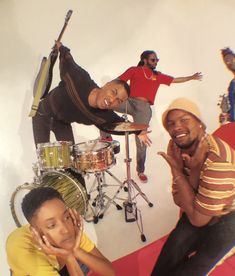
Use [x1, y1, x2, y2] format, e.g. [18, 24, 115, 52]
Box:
[57, 22, 68, 42]
[56, 10, 73, 43]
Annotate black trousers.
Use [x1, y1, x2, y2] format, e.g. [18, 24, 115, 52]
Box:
[32, 99, 86, 189]
[32, 99, 74, 146]
[151, 212, 235, 276]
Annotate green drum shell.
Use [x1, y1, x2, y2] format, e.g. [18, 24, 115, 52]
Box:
[37, 141, 72, 171]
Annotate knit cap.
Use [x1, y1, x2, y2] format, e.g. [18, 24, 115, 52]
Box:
[162, 98, 205, 130]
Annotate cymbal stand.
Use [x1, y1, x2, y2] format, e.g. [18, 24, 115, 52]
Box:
[122, 129, 153, 242]
[32, 162, 42, 185]
[88, 170, 123, 224]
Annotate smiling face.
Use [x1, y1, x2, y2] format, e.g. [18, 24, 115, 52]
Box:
[31, 199, 76, 250]
[166, 109, 204, 151]
[94, 81, 128, 109]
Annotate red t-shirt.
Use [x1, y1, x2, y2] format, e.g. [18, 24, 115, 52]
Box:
[119, 66, 174, 105]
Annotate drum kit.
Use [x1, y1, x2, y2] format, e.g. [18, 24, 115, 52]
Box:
[10, 120, 153, 241]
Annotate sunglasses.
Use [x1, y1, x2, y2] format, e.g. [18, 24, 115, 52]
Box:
[150, 58, 159, 62]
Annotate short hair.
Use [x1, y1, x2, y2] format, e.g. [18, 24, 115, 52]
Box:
[137, 50, 156, 66]
[112, 79, 130, 97]
[22, 187, 64, 222]
[221, 47, 235, 58]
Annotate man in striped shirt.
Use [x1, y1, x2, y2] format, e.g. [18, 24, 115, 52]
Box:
[151, 98, 235, 276]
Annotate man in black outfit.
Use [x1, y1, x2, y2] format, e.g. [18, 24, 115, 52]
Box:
[32, 41, 130, 146]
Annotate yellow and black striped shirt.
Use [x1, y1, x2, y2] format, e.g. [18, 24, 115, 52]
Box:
[195, 135, 235, 216]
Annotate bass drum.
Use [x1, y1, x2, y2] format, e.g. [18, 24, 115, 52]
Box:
[10, 171, 87, 227]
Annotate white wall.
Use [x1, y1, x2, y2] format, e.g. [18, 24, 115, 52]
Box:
[1, 0, 235, 274]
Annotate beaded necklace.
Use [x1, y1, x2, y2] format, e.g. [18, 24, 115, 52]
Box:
[142, 67, 157, 80]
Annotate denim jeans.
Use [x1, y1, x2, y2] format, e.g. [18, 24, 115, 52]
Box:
[151, 212, 235, 276]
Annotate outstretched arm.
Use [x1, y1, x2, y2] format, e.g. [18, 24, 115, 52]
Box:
[172, 72, 203, 83]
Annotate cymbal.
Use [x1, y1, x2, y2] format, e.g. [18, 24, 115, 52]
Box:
[101, 121, 149, 135]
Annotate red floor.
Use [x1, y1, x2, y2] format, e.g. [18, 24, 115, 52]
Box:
[89, 234, 235, 275]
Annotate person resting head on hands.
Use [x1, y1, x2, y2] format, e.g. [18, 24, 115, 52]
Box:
[6, 187, 115, 276]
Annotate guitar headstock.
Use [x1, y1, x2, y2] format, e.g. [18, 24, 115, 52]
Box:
[65, 10, 73, 24]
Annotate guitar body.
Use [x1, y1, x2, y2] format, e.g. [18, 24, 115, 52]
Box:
[218, 94, 231, 125]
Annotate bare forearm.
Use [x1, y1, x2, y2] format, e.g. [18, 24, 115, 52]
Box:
[172, 174, 212, 226]
[188, 168, 201, 191]
[75, 249, 115, 276]
[172, 72, 202, 83]
[65, 255, 84, 276]
[172, 174, 195, 214]
[172, 76, 194, 83]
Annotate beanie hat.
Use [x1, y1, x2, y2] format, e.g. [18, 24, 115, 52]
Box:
[162, 98, 205, 130]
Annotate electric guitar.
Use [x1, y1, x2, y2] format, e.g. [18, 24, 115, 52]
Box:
[218, 94, 231, 125]
[29, 10, 73, 117]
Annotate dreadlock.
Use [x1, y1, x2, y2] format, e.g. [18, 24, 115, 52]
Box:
[137, 50, 156, 66]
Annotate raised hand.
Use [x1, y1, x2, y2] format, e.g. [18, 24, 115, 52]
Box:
[68, 209, 83, 253]
[30, 226, 73, 260]
[191, 72, 203, 81]
[181, 133, 209, 170]
[138, 130, 152, 147]
[158, 139, 184, 174]
[54, 40, 62, 51]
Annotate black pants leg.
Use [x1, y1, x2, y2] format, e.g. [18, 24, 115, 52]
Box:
[151, 212, 235, 276]
[151, 213, 205, 276]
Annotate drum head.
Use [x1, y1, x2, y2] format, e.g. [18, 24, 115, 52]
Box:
[10, 183, 36, 227]
[10, 171, 87, 227]
[74, 140, 110, 153]
[40, 171, 87, 215]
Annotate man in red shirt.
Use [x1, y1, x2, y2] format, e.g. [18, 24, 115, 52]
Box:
[102, 50, 202, 183]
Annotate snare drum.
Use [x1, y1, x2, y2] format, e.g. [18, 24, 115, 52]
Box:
[37, 141, 72, 171]
[10, 171, 87, 227]
[73, 139, 115, 173]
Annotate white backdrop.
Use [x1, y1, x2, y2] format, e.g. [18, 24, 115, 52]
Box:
[1, 0, 235, 274]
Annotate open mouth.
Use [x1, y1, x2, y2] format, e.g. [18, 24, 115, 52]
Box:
[104, 98, 110, 108]
[174, 132, 188, 141]
[175, 133, 187, 138]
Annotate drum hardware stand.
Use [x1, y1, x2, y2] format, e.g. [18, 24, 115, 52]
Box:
[32, 162, 42, 185]
[87, 171, 123, 224]
[120, 116, 153, 242]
